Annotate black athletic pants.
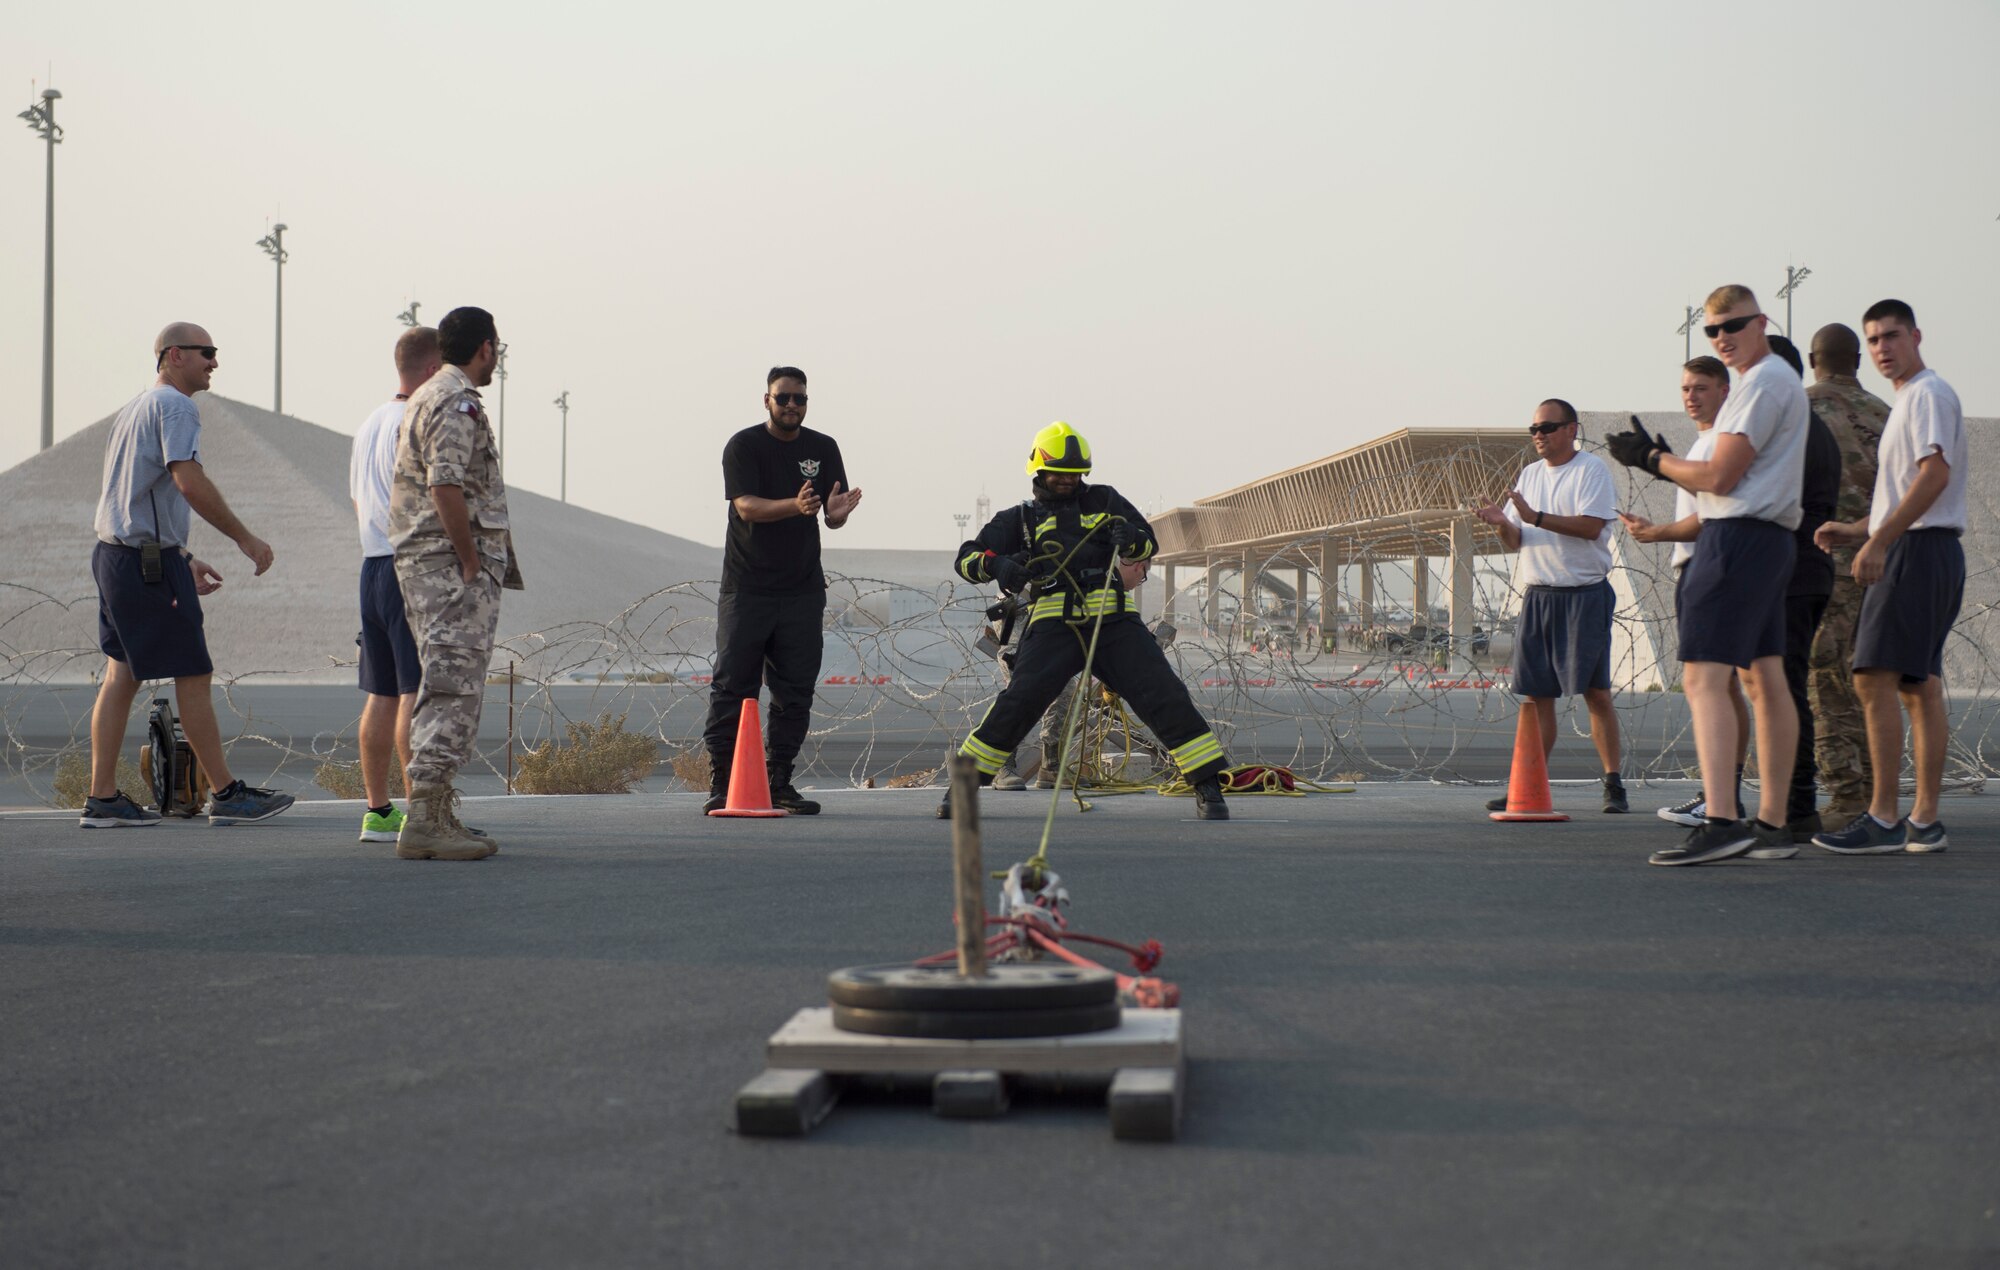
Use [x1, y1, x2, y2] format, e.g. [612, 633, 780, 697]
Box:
[961, 617, 1226, 782]
[1784, 591, 1829, 820]
[703, 588, 825, 783]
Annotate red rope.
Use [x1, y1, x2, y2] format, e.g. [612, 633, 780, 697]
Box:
[912, 915, 1179, 1007]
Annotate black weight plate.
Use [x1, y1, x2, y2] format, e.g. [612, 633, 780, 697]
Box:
[831, 1001, 1122, 1040]
[828, 963, 1117, 1013]
[146, 711, 175, 812]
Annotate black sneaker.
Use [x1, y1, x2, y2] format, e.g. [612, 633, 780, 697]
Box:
[1485, 794, 1509, 813]
[1648, 818, 1756, 867]
[1193, 777, 1229, 821]
[79, 790, 164, 829]
[1657, 792, 1706, 827]
[702, 773, 728, 815]
[770, 784, 820, 815]
[1746, 818, 1799, 860]
[1811, 813, 1907, 855]
[1601, 775, 1629, 814]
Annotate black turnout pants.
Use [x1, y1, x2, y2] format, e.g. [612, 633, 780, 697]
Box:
[1784, 591, 1829, 820]
[704, 588, 825, 781]
[966, 617, 1226, 782]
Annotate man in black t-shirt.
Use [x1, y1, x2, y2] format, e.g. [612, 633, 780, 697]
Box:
[702, 367, 863, 814]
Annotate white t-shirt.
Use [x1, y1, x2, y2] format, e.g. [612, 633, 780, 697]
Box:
[1671, 428, 1718, 570]
[1870, 368, 1966, 534]
[1698, 353, 1808, 530]
[349, 398, 407, 558]
[1505, 451, 1616, 587]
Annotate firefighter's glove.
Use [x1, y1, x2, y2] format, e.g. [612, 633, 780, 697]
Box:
[1109, 518, 1134, 553]
[990, 553, 1033, 594]
[1605, 417, 1670, 477]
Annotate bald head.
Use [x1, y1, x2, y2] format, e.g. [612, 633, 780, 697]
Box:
[154, 321, 211, 357]
[1808, 323, 1861, 379]
[152, 321, 218, 394]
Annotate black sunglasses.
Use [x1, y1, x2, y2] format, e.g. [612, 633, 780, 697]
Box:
[770, 392, 807, 407]
[165, 344, 218, 358]
[1527, 421, 1572, 436]
[1702, 313, 1762, 339]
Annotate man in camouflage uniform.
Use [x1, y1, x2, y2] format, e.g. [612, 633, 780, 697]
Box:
[387, 306, 523, 860]
[1804, 323, 1890, 819]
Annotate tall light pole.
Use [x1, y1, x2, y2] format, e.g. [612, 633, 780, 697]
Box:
[495, 348, 508, 469]
[396, 301, 420, 328]
[18, 87, 61, 451]
[255, 223, 289, 412]
[1676, 303, 1702, 362]
[1776, 264, 1812, 338]
[554, 390, 570, 502]
[953, 512, 970, 542]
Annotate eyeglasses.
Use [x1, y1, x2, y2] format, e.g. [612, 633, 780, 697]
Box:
[165, 344, 218, 358]
[490, 340, 507, 358]
[770, 392, 808, 407]
[1527, 421, 1572, 436]
[1702, 313, 1762, 339]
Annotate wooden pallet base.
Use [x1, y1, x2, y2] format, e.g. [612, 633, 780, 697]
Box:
[732, 1007, 1183, 1140]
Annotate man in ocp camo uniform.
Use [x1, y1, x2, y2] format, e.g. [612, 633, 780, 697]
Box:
[387, 306, 523, 861]
[1804, 323, 1890, 821]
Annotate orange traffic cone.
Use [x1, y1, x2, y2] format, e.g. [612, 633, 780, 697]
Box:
[708, 698, 789, 818]
[1489, 704, 1569, 823]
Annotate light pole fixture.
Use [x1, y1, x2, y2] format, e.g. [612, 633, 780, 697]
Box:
[1776, 264, 1812, 339]
[255, 223, 289, 412]
[18, 87, 61, 451]
[554, 390, 570, 503]
[1676, 303, 1702, 362]
[952, 512, 970, 541]
[396, 301, 420, 328]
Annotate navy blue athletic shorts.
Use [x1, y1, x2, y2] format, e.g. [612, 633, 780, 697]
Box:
[1853, 528, 1964, 684]
[1678, 518, 1791, 668]
[357, 554, 422, 697]
[93, 540, 213, 681]
[1511, 580, 1613, 698]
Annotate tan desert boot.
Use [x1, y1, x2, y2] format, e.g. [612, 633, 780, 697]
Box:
[442, 792, 499, 851]
[395, 783, 496, 861]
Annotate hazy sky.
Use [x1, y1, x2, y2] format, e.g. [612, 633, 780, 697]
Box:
[5, 0, 1995, 554]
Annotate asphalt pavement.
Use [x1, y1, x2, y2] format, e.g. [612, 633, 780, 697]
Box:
[3, 785, 1997, 1269]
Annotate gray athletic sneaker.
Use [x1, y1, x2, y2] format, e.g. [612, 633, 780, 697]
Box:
[79, 790, 164, 829]
[1648, 818, 1756, 867]
[1745, 818, 1799, 860]
[1902, 819, 1948, 854]
[1811, 813, 1908, 855]
[206, 781, 296, 826]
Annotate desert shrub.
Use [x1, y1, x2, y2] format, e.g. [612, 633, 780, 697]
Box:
[669, 747, 712, 792]
[516, 713, 659, 795]
[315, 760, 368, 800]
[52, 752, 148, 809]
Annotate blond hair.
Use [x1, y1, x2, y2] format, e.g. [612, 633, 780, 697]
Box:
[1704, 284, 1759, 316]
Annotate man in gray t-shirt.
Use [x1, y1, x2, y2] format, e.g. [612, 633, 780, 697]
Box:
[79, 322, 293, 830]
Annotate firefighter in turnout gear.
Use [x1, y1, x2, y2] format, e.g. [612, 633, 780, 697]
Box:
[940, 422, 1231, 820]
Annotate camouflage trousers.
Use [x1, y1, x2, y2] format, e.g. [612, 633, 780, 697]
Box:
[1808, 575, 1873, 807]
[397, 558, 502, 787]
